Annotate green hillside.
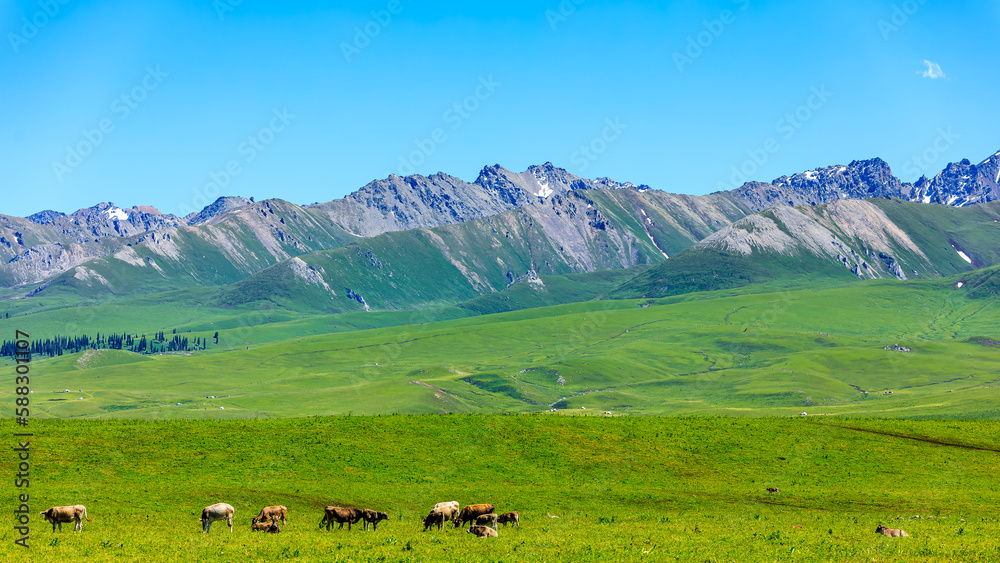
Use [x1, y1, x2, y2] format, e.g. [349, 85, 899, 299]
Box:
[8, 276, 999, 420]
[3, 416, 998, 562]
[611, 199, 1000, 300]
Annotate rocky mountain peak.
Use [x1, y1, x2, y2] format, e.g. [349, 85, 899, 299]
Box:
[184, 196, 253, 225]
[908, 150, 1000, 206]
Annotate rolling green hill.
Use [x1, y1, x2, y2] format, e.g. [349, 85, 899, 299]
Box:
[7, 275, 999, 420]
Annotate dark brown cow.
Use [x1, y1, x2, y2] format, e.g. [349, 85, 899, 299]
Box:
[319, 507, 362, 531]
[251, 516, 282, 533]
[40, 505, 92, 532]
[876, 524, 909, 537]
[766, 487, 780, 494]
[423, 510, 446, 531]
[455, 503, 494, 528]
[475, 513, 499, 529]
[467, 524, 498, 538]
[252, 505, 287, 526]
[361, 509, 389, 531]
[498, 511, 519, 527]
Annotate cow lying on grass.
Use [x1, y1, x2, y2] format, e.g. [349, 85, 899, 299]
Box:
[467, 524, 498, 538]
[252, 505, 287, 527]
[455, 504, 494, 528]
[40, 505, 92, 533]
[498, 511, 519, 527]
[251, 516, 282, 533]
[320, 507, 363, 531]
[876, 525, 909, 537]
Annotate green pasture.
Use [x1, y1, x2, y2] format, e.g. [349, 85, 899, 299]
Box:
[3, 278, 999, 419]
[1, 416, 998, 562]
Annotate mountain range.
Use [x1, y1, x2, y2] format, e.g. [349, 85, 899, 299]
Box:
[2, 149, 999, 312]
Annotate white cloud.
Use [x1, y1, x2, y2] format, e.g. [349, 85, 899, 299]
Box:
[920, 60, 946, 79]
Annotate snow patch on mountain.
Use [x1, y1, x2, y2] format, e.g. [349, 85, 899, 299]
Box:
[104, 207, 128, 221]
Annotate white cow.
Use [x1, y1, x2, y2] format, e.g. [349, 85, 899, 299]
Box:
[200, 503, 235, 533]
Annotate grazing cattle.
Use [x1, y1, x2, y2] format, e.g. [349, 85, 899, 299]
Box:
[423, 503, 459, 530]
[876, 525, 909, 537]
[200, 503, 235, 533]
[455, 504, 494, 528]
[361, 509, 389, 531]
[431, 501, 459, 522]
[766, 487, 780, 494]
[498, 511, 519, 527]
[319, 507, 363, 531]
[40, 505, 92, 533]
[467, 524, 498, 538]
[432, 501, 459, 512]
[251, 516, 282, 533]
[423, 510, 447, 531]
[251, 505, 287, 526]
[475, 513, 499, 529]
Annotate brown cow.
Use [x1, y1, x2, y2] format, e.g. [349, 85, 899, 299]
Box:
[423, 510, 446, 531]
[766, 487, 780, 494]
[455, 503, 494, 528]
[467, 524, 498, 538]
[200, 503, 235, 533]
[361, 509, 389, 531]
[319, 506, 362, 531]
[475, 513, 499, 529]
[876, 524, 909, 537]
[252, 505, 287, 526]
[251, 516, 282, 533]
[40, 505, 92, 532]
[498, 511, 519, 527]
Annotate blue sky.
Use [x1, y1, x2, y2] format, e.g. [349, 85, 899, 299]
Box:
[2, 0, 998, 218]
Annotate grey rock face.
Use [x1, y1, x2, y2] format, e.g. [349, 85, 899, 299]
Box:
[729, 151, 1000, 212]
[909, 153, 1000, 206]
[184, 196, 253, 224]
